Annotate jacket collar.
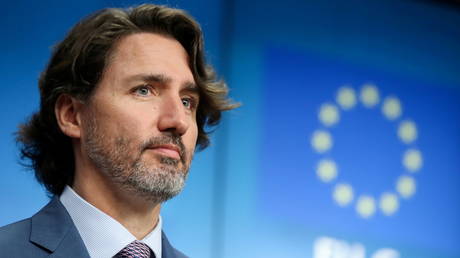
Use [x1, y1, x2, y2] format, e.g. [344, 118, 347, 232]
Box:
[30, 197, 183, 258]
[29, 197, 90, 258]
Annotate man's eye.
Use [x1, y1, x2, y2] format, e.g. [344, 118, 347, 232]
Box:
[182, 98, 195, 110]
[133, 86, 151, 96]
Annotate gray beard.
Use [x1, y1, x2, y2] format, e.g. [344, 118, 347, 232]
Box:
[83, 118, 189, 204]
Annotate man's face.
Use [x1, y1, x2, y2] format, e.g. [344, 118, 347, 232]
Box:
[80, 33, 199, 203]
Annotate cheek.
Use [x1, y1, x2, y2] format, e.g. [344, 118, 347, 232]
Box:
[112, 106, 155, 135]
[186, 123, 199, 151]
[85, 93, 157, 143]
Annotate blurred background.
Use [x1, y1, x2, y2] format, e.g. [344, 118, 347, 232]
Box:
[1, 0, 459, 257]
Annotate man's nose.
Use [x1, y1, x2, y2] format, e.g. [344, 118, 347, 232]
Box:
[157, 95, 189, 136]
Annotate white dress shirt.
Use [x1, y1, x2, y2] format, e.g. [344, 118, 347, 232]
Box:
[60, 186, 162, 258]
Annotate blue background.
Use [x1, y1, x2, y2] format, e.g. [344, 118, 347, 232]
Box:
[1, 0, 459, 257]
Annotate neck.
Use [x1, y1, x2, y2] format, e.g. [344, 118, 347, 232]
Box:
[72, 160, 161, 240]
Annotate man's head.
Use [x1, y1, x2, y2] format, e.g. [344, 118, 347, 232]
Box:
[17, 4, 237, 200]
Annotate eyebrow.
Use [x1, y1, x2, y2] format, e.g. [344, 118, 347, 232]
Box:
[182, 81, 200, 96]
[127, 73, 171, 84]
[126, 73, 199, 94]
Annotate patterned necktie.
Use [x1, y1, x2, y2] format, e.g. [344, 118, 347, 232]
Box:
[114, 240, 153, 258]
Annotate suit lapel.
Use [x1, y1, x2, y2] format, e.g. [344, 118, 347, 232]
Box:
[30, 197, 90, 258]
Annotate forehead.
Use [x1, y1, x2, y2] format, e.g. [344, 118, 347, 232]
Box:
[104, 32, 195, 84]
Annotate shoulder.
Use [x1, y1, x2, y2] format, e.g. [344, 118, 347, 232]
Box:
[161, 231, 189, 258]
[0, 218, 31, 242]
[166, 245, 188, 258]
[0, 218, 47, 257]
[172, 248, 188, 258]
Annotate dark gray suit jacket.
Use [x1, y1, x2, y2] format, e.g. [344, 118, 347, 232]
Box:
[0, 197, 187, 258]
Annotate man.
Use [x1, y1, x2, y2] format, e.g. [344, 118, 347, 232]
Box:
[0, 4, 236, 258]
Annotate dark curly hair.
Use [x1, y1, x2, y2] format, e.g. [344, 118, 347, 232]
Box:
[17, 4, 238, 196]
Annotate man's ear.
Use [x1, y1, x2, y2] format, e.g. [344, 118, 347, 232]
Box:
[55, 94, 84, 139]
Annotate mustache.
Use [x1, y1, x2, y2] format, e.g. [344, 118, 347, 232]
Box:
[140, 133, 187, 164]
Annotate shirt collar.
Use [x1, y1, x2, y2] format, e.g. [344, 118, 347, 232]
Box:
[60, 186, 162, 258]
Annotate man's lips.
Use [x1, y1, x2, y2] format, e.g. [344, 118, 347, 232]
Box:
[147, 144, 181, 160]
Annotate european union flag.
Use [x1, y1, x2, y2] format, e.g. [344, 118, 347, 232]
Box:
[259, 46, 460, 258]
